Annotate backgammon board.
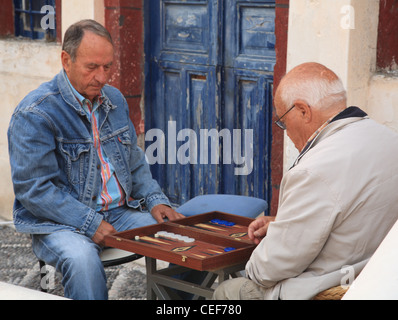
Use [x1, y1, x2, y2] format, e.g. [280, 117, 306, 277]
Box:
[104, 212, 257, 271]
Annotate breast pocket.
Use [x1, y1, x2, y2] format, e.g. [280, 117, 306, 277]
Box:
[117, 130, 132, 160]
[60, 142, 91, 185]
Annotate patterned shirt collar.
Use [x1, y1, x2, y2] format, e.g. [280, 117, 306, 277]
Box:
[63, 70, 104, 112]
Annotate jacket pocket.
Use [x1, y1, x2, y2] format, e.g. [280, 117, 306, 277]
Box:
[117, 130, 132, 159]
[60, 142, 91, 185]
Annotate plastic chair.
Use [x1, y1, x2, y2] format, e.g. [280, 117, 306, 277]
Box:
[39, 248, 142, 293]
[176, 194, 267, 218]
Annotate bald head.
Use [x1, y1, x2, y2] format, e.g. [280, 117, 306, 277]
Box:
[287, 62, 340, 82]
[275, 62, 347, 114]
[274, 63, 348, 151]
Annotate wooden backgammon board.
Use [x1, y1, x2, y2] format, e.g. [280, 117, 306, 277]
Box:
[104, 212, 257, 271]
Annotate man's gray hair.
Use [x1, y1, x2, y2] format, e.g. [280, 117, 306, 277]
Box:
[280, 77, 347, 111]
[62, 19, 113, 61]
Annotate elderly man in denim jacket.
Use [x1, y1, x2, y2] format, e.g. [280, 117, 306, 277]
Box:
[8, 20, 183, 300]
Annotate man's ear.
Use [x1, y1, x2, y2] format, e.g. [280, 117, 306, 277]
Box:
[61, 51, 72, 73]
[294, 100, 312, 123]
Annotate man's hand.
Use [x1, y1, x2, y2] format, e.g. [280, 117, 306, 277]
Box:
[91, 220, 117, 246]
[151, 204, 185, 223]
[248, 216, 276, 245]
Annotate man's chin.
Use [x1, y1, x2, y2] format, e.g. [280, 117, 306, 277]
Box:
[86, 88, 103, 100]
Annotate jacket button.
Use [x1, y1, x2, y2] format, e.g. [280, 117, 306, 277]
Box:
[97, 164, 101, 170]
[92, 196, 97, 201]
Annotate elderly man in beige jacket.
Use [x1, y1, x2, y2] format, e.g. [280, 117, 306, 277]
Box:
[213, 62, 398, 300]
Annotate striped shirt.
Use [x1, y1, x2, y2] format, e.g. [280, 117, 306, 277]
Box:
[65, 73, 126, 212]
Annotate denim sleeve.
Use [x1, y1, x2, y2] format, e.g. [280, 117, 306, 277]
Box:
[8, 110, 103, 238]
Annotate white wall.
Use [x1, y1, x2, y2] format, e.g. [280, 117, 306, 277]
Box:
[367, 74, 398, 132]
[0, 40, 62, 220]
[62, 0, 104, 40]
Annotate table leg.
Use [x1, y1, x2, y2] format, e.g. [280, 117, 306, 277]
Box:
[145, 257, 246, 300]
[145, 257, 157, 300]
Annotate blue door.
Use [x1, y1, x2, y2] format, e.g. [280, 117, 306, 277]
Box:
[145, 0, 275, 212]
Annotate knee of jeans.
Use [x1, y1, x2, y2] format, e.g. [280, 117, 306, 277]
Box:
[60, 244, 102, 273]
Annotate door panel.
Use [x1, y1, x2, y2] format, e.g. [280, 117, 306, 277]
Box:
[145, 0, 275, 210]
[222, 67, 273, 198]
[224, 0, 276, 71]
[152, 0, 221, 66]
[146, 60, 221, 205]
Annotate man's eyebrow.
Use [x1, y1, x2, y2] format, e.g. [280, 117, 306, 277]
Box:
[86, 63, 99, 68]
[85, 62, 113, 67]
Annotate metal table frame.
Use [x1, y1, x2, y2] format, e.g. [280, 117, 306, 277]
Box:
[145, 257, 245, 300]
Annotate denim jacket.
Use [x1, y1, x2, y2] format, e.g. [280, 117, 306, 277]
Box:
[8, 71, 170, 238]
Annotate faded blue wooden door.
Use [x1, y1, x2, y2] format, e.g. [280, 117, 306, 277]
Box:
[145, 0, 275, 211]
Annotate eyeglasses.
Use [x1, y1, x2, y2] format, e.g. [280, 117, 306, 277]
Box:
[274, 105, 296, 130]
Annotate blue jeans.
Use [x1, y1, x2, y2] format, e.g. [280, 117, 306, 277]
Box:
[32, 206, 157, 300]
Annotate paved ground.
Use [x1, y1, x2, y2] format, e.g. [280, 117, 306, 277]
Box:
[0, 224, 148, 300]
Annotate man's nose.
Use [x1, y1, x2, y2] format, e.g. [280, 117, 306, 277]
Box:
[94, 67, 108, 84]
